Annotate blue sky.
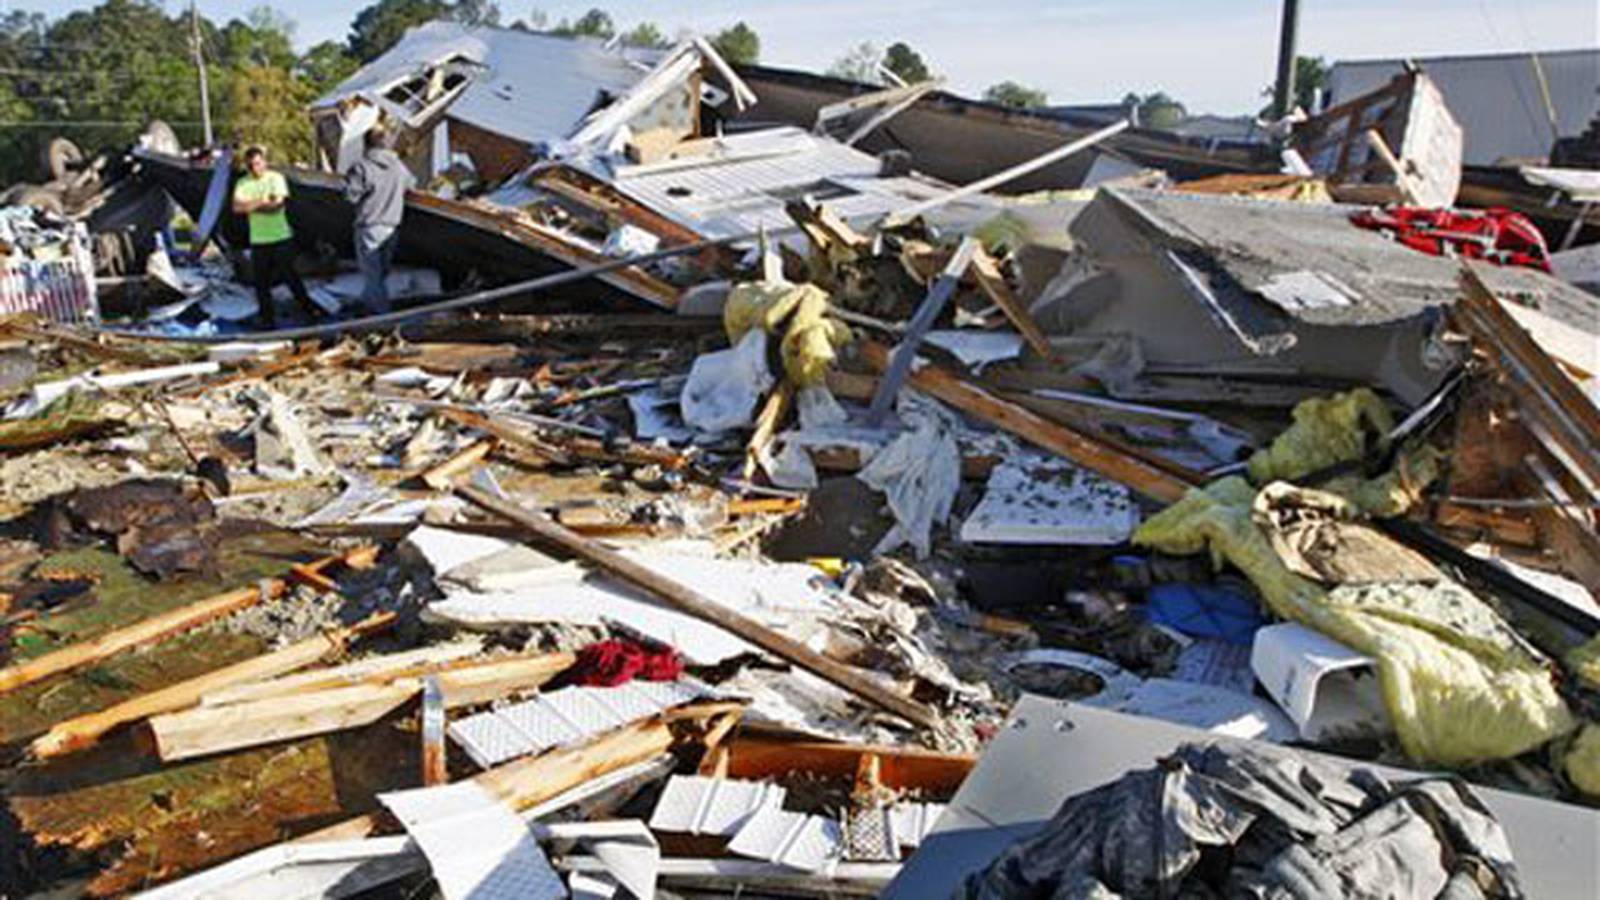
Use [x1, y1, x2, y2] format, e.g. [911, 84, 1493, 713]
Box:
[13, 0, 1597, 113]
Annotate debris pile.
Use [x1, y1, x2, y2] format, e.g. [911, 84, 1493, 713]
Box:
[1, 21, 1598, 900]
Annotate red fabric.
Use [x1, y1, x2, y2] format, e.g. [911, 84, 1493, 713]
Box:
[569, 639, 685, 687]
[1349, 206, 1551, 272]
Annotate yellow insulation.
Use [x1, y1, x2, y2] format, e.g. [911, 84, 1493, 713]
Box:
[1134, 477, 1576, 767]
[724, 281, 852, 387]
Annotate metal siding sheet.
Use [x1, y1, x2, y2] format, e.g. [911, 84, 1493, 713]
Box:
[1328, 50, 1600, 165]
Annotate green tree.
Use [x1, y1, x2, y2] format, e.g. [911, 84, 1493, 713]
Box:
[709, 22, 759, 65]
[223, 62, 317, 164]
[453, 0, 502, 27]
[827, 42, 881, 83]
[1122, 91, 1185, 128]
[620, 22, 669, 49]
[348, 0, 452, 62]
[552, 8, 615, 39]
[882, 41, 930, 83]
[298, 40, 360, 95]
[984, 80, 1048, 108]
[220, 6, 298, 70]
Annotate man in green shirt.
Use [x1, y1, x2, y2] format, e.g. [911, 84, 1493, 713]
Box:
[232, 145, 317, 328]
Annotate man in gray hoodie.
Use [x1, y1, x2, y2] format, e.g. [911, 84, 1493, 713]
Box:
[343, 127, 416, 311]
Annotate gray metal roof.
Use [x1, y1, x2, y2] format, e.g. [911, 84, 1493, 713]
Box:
[1327, 49, 1599, 165]
[318, 22, 650, 146]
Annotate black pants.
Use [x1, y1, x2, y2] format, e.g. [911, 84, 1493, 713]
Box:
[251, 239, 316, 326]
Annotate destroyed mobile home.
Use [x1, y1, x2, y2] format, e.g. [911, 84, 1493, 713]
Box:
[1, 19, 1599, 900]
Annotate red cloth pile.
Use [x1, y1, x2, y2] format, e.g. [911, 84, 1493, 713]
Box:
[568, 638, 685, 687]
[1349, 206, 1551, 272]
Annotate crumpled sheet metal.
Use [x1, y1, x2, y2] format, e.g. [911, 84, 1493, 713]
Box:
[959, 741, 1524, 899]
[723, 280, 851, 387]
[1135, 477, 1575, 767]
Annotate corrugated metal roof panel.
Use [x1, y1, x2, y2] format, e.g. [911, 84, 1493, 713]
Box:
[1328, 49, 1600, 165]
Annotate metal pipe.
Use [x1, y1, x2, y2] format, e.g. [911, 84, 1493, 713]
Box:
[1271, 0, 1302, 120]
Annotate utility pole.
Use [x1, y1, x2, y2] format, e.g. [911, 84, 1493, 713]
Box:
[1271, 0, 1302, 120]
[189, 0, 213, 147]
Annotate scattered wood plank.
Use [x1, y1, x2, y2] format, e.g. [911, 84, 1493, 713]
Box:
[857, 340, 1196, 503]
[0, 582, 282, 695]
[743, 383, 794, 482]
[720, 736, 975, 795]
[199, 642, 489, 706]
[454, 481, 942, 729]
[969, 246, 1052, 357]
[149, 682, 419, 762]
[300, 700, 738, 843]
[420, 676, 447, 787]
[149, 652, 577, 761]
[419, 438, 497, 490]
[28, 612, 396, 759]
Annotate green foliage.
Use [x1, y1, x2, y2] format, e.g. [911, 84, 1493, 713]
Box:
[453, 0, 502, 27]
[1123, 91, 1186, 128]
[827, 42, 881, 84]
[551, 8, 615, 39]
[223, 63, 317, 165]
[347, 0, 452, 62]
[709, 22, 760, 65]
[298, 41, 360, 95]
[984, 80, 1048, 109]
[1294, 55, 1328, 112]
[882, 42, 930, 83]
[620, 22, 669, 49]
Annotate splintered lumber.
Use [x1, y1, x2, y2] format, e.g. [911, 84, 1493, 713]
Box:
[857, 340, 1195, 503]
[744, 383, 794, 481]
[28, 612, 397, 760]
[455, 481, 942, 729]
[0, 546, 375, 695]
[199, 644, 555, 706]
[150, 681, 419, 762]
[969, 246, 1052, 357]
[149, 652, 578, 761]
[0, 584, 283, 696]
[720, 736, 976, 795]
[419, 439, 497, 490]
[1455, 266, 1600, 494]
[301, 699, 737, 843]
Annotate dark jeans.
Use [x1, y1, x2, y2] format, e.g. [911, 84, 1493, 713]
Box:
[251, 239, 316, 327]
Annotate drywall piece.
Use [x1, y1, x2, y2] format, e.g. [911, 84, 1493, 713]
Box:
[449, 680, 707, 768]
[727, 803, 843, 873]
[380, 781, 564, 900]
[403, 525, 519, 576]
[959, 457, 1138, 545]
[649, 776, 787, 836]
[924, 331, 1025, 371]
[889, 803, 946, 849]
[425, 547, 841, 665]
[1251, 622, 1389, 741]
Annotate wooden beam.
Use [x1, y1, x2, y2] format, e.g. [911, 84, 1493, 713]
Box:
[419, 439, 496, 491]
[149, 652, 578, 761]
[720, 736, 975, 796]
[454, 482, 941, 729]
[0, 578, 289, 695]
[969, 246, 1052, 357]
[150, 682, 419, 762]
[28, 613, 396, 759]
[300, 700, 734, 843]
[199, 642, 490, 706]
[857, 340, 1196, 503]
[743, 383, 794, 482]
